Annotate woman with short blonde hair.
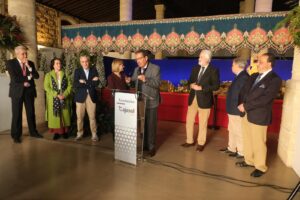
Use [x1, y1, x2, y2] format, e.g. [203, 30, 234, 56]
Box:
[111, 59, 124, 73]
[107, 59, 130, 90]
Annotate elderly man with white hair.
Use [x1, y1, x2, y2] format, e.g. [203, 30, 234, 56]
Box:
[181, 49, 220, 152]
[6, 46, 43, 143]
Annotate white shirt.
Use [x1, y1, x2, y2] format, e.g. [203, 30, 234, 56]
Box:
[259, 69, 272, 80]
[197, 64, 208, 78]
[141, 64, 148, 74]
[83, 68, 89, 79]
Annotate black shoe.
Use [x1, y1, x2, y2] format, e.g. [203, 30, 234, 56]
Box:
[219, 147, 228, 152]
[53, 134, 60, 140]
[236, 154, 244, 159]
[196, 145, 205, 152]
[181, 143, 195, 148]
[250, 169, 265, 177]
[13, 138, 22, 143]
[62, 133, 69, 139]
[31, 132, 43, 138]
[229, 152, 238, 157]
[235, 161, 254, 168]
[148, 149, 156, 157]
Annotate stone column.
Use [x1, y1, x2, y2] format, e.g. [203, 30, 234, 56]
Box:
[0, 0, 5, 14]
[8, 0, 37, 64]
[238, 0, 255, 60]
[255, 0, 273, 12]
[278, 46, 300, 167]
[154, 4, 165, 60]
[8, 0, 45, 128]
[120, 0, 132, 59]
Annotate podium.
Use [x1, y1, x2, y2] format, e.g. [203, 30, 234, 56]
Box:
[113, 90, 146, 165]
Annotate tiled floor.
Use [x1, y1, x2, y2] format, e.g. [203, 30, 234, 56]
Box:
[0, 121, 299, 200]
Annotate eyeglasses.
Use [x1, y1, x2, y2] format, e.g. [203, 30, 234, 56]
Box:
[135, 56, 144, 61]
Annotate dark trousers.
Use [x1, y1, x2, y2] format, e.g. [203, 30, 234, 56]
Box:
[144, 107, 157, 151]
[11, 89, 37, 139]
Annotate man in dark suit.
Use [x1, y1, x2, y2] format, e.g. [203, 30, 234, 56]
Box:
[181, 50, 220, 152]
[236, 53, 282, 177]
[6, 46, 43, 143]
[220, 58, 249, 158]
[73, 55, 100, 142]
[131, 50, 161, 157]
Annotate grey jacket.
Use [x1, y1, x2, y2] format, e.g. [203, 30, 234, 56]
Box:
[131, 62, 161, 109]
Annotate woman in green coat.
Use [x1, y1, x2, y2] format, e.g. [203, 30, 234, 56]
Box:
[44, 58, 72, 140]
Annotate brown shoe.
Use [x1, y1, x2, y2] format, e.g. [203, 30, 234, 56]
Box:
[196, 145, 204, 152]
[181, 143, 195, 148]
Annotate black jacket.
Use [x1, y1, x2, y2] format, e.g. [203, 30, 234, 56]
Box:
[226, 70, 249, 115]
[6, 58, 39, 98]
[73, 67, 100, 103]
[239, 71, 281, 126]
[188, 64, 220, 108]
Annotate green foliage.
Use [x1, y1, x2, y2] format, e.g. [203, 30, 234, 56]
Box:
[276, 6, 300, 47]
[0, 14, 25, 50]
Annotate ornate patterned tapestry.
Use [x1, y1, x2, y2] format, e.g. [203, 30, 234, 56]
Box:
[62, 12, 292, 55]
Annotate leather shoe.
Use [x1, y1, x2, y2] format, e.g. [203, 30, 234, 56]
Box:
[53, 134, 60, 140]
[196, 145, 204, 152]
[250, 169, 265, 177]
[219, 147, 228, 152]
[236, 154, 244, 159]
[31, 132, 43, 138]
[13, 138, 22, 143]
[148, 149, 156, 157]
[181, 143, 195, 148]
[229, 152, 238, 157]
[235, 161, 254, 168]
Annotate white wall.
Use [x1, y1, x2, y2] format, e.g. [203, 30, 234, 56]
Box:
[0, 73, 11, 132]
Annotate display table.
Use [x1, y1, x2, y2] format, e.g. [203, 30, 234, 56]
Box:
[101, 89, 282, 133]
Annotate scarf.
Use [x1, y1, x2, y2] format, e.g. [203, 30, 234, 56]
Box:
[51, 74, 68, 117]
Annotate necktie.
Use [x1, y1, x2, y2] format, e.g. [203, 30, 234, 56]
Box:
[22, 63, 26, 76]
[197, 67, 205, 83]
[252, 73, 262, 88]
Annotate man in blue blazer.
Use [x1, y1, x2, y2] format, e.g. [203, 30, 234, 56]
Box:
[220, 58, 249, 158]
[236, 53, 282, 177]
[73, 55, 100, 142]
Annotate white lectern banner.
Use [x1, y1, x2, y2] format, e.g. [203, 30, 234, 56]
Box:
[114, 92, 137, 165]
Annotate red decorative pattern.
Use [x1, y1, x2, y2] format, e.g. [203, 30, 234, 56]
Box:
[248, 26, 268, 50]
[116, 32, 128, 49]
[73, 33, 83, 49]
[131, 31, 144, 49]
[62, 35, 71, 49]
[148, 30, 162, 49]
[272, 27, 292, 46]
[86, 32, 98, 49]
[205, 28, 222, 47]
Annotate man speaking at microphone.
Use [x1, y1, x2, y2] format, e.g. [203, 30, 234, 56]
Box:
[131, 50, 161, 157]
[6, 46, 43, 143]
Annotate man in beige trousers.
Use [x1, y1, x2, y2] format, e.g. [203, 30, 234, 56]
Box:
[73, 55, 100, 142]
[236, 53, 281, 177]
[181, 50, 220, 152]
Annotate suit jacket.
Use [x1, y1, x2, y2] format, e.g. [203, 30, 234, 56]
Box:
[239, 71, 281, 126]
[226, 70, 249, 115]
[188, 64, 220, 108]
[73, 67, 100, 103]
[6, 58, 39, 98]
[131, 62, 161, 109]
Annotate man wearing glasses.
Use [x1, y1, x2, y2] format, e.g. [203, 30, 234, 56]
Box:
[131, 50, 161, 157]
